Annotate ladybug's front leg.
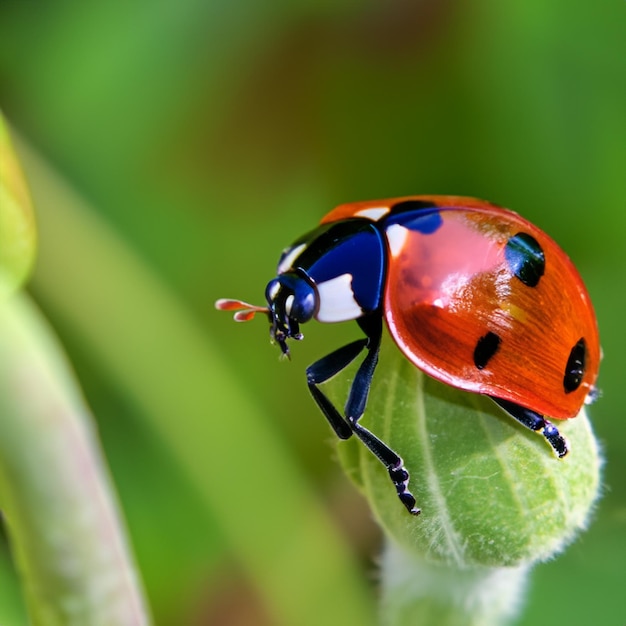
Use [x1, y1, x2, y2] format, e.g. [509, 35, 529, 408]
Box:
[347, 316, 419, 515]
[306, 314, 419, 515]
[306, 338, 368, 440]
[491, 397, 569, 457]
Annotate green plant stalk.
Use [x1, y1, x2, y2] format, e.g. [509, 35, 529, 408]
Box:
[380, 541, 530, 626]
[330, 335, 601, 625]
[0, 291, 151, 625]
[0, 112, 37, 298]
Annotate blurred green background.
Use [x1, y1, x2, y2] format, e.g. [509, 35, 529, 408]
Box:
[0, 1, 624, 624]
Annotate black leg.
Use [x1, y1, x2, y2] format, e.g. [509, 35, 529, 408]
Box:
[306, 314, 419, 515]
[306, 338, 368, 439]
[491, 397, 569, 458]
[349, 421, 419, 515]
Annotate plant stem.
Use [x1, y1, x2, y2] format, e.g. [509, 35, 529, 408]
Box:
[0, 292, 151, 625]
[381, 540, 530, 626]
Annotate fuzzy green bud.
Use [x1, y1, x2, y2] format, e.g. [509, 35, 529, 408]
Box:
[331, 334, 601, 567]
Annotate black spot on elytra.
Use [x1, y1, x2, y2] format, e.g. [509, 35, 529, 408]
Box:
[505, 232, 545, 287]
[474, 331, 501, 370]
[564, 338, 586, 393]
[390, 199, 440, 214]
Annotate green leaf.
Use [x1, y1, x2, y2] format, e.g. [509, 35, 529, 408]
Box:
[0, 112, 37, 297]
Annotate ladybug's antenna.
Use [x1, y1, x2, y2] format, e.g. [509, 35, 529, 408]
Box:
[215, 298, 269, 322]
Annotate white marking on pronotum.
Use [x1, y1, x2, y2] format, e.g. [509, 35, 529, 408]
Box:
[267, 281, 281, 300]
[355, 206, 390, 221]
[386, 224, 410, 258]
[316, 274, 363, 322]
[277, 243, 306, 274]
[285, 294, 295, 315]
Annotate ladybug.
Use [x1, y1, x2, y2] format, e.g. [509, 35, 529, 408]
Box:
[216, 196, 600, 515]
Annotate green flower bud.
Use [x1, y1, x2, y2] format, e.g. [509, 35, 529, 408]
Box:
[332, 333, 601, 568]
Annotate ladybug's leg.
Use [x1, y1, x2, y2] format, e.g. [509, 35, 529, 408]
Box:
[491, 397, 568, 458]
[346, 316, 419, 515]
[306, 338, 368, 440]
[306, 315, 419, 515]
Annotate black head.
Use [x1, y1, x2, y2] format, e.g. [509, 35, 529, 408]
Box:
[265, 271, 318, 356]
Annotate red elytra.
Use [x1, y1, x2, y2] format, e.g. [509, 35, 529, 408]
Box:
[323, 195, 600, 420]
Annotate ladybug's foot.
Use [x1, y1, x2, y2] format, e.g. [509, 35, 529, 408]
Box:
[541, 422, 568, 458]
[350, 421, 420, 515]
[389, 463, 420, 515]
[491, 397, 569, 458]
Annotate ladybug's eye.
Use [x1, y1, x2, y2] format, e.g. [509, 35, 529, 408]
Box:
[265, 273, 317, 324]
